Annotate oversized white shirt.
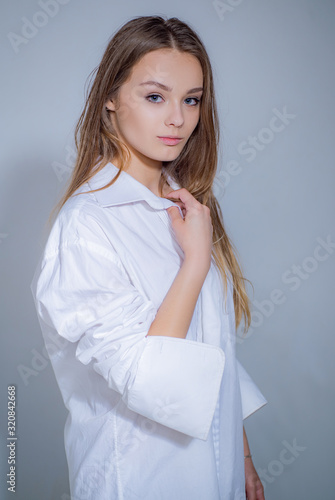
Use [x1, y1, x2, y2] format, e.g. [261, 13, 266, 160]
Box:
[31, 161, 267, 500]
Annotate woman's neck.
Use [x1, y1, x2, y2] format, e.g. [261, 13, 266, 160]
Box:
[112, 156, 169, 197]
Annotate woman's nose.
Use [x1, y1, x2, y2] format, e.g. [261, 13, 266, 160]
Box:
[164, 102, 184, 127]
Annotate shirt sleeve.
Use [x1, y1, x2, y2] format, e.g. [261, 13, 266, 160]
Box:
[236, 359, 267, 419]
[31, 212, 225, 441]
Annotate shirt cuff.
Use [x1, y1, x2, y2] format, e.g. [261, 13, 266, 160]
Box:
[122, 336, 225, 441]
[236, 359, 267, 419]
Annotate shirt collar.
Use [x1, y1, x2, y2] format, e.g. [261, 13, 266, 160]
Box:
[87, 162, 183, 215]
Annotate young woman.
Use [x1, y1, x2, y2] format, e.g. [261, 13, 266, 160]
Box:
[31, 15, 267, 500]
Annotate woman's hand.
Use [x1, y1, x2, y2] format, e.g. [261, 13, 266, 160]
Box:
[164, 188, 213, 272]
[245, 457, 265, 500]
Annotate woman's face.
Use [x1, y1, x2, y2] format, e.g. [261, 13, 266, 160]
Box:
[106, 48, 203, 169]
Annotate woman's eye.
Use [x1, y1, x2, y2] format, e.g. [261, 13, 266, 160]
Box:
[146, 94, 163, 103]
[185, 97, 200, 106]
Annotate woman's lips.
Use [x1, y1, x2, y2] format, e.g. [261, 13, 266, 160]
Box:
[158, 137, 183, 146]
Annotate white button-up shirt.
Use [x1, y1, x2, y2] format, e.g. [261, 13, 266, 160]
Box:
[31, 161, 267, 500]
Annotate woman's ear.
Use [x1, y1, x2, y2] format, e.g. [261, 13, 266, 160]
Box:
[105, 99, 116, 111]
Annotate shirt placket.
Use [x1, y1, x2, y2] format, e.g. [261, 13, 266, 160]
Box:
[155, 208, 172, 230]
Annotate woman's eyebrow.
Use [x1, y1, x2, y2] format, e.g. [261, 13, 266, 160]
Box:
[139, 80, 203, 93]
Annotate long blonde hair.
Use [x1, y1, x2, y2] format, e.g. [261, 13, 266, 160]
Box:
[50, 15, 252, 334]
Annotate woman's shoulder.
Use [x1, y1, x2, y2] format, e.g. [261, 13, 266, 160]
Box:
[44, 187, 111, 259]
[63, 181, 101, 213]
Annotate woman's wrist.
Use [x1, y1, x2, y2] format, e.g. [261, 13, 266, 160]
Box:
[183, 253, 211, 275]
[243, 427, 252, 460]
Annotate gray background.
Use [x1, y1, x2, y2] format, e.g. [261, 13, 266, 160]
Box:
[1, 0, 334, 499]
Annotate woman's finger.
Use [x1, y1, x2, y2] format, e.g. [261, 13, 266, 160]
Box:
[164, 188, 201, 213]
